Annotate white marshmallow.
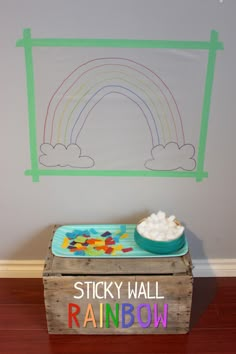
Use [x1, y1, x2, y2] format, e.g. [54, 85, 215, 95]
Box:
[137, 211, 184, 241]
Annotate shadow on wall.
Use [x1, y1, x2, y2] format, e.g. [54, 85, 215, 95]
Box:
[185, 229, 217, 329]
[10, 225, 55, 260]
[9, 210, 150, 260]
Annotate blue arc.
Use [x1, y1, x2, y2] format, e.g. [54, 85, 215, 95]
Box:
[70, 84, 160, 145]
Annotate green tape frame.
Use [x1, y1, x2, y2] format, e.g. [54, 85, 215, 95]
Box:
[16, 29, 223, 182]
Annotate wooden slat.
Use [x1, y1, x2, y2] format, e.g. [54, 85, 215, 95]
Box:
[43, 225, 58, 274]
[50, 254, 191, 275]
[43, 275, 192, 334]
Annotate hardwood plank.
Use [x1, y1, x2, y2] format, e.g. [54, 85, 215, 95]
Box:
[217, 303, 236, 328]
[213, 278, 236, 304]
[193, 303, 220, 329]
[190, 277, 218, 328]
[0, 329, 236, 354]
[0, 305, 47, 330]
[190, 277, 236, 330]
[0, 279, 44, 304]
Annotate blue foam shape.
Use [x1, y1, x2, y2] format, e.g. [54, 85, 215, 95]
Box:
[90, 228, 98, 234]
[74, 250, 86, 256]
[82, 229, 90, 235]
[74, 229, 89, 235]
[113, 235, 120, 243]
[66, 232, 77, 239]
[120, 225, 126, 233]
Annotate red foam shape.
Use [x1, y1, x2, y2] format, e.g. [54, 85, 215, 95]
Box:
[122, 247, 133, 253]
[105, 247, 113, 254]
[105, 240, 115, 245]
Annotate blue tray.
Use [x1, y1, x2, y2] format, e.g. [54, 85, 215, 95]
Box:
[52, 224, 188, 258]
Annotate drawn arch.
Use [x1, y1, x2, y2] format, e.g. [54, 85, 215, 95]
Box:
[43, 58, 185, 146]
[40, 57, 195, 171]
[70, 85, 160, 146]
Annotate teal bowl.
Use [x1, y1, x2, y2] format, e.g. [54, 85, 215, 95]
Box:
[134, 228, 185, 254]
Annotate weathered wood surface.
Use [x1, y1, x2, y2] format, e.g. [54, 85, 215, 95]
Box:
[43, 275, 193, 334]
[43, 225, 57, 273]
[43, 225, 193, 276]
[43, 226, 193, 334]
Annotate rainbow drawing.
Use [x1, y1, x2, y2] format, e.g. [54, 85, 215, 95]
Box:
[41, 57, 196, 171]
[43, 57, 185, 147]
[16, 29, 223, 181]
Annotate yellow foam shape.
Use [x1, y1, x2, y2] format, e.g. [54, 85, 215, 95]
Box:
[62, 237, 69, 249]
[75, 243, 85, 249]
[94, 240, 105, 247]
[113, 244, 123, 251]
[120, 233, 128, 239]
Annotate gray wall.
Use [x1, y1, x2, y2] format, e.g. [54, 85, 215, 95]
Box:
[0, 0, 235, 260]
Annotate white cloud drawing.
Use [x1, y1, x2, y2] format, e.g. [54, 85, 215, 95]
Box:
[145, 142, 196, 171]
[39, 144, 94, 168]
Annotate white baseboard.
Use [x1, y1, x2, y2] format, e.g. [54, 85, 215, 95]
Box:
[192, 259, 236, 277]
[0, 259, 236, 278]
[0, 260, 44, 278]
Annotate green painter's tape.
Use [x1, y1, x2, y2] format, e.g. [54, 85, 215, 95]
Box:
[22, 29, 39, 182]
[196, 30, 222, 182]
[16, 37, 224, 50]
[25, 169, 208, 179]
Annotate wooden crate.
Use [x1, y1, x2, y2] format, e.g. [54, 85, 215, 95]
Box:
[43, 226, 193, 334]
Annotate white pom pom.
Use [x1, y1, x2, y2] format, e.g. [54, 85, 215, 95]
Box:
[157, 211, 166, 220]
[137, 211, 184, 241]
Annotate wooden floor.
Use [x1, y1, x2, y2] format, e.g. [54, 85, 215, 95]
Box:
[0, 278, 235, 354]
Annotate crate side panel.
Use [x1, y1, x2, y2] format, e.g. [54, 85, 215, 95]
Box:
[43, 275, 192, 334]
